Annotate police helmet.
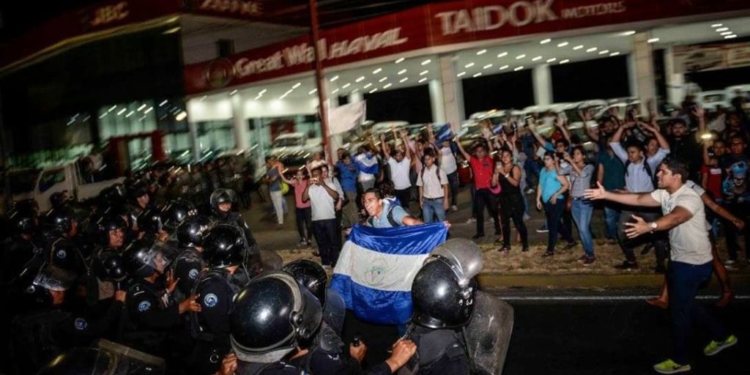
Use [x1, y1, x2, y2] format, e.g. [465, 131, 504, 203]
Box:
[202, 224, 245, 267]
[96, 215, 128, 246]
[209, 188, 237, 217]
[282, 259, 328, 305]
[161, 199, 196, 231]
[123, 240, 169, 278]
[93, 251, 128, 283]
[411, 238, 484, 329]
[128, 181, 149, 202]
[37, 347, 115, 375]
[49, 191, 70, 209]
[136, 208, 163, 234]
[9, 208, 38, 235]
[44, 206, 77, 235]
[24, 265, 77, 306]
[230, 272, 323, 363]
[99, 183, 128, 206]
[176, 215, 212, 248]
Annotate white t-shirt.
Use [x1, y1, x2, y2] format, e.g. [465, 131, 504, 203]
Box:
[388, 157, 412, 190]
[308, 185, 336, 221]
[417, 164, 449, 199]
[650, 185, 712, 265]
[440, 147, 458, 174]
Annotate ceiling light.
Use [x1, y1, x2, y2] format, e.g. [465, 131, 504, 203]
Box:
[373, 68, 382, 74]
[395, 58, 405, 64]
[342, 83, 351, 89]
[384, 83, 392, 89]
[725, 34, 737, 39]
[610, 52, 620, 56]
[330, 76, 339, 82]
[332, 89, 340, 94]
[599, 50, 609, 55]
[560, 59, 570, 64]
[364, 83, 372, 88]
[465, 62, 475, 68]
[199, 96, 207, 102]
[499, 65, 509, 70]
[711, 23, 723, 28]
[259, 89, 267, 95]
[356, 76, 365, 82]
[369, 88, 378, 93]
[379, 77, 388, 82]
[540, 38, 551, 44]
[99, 113, 108, 119]
[573, 45, 584, 50]
[126, 111, 135, 118]
[400, 77, 408, 83]
[418, 78, 427, 83]
[586, 47, 597, 52]
[292, 82, 301, 88]
[473, 73, 482, 77]
[514, 66, 524, 71]
[117, 108, 127, 115]
[159, 100, 168, 107]
[477, 49, 487, 55]
[457, 72, 466, 77]
[420, 70, 429, 76]
[497, 52, 508, 58]
[647, 38, 660, 43]
[144, 107, 154, 114]
[547, 58, 557, 63]
[516, 54, 526, 59]
[175, 111, 187, 121]
[557, 42, 569, 47]
[398, 69, 407, 75]
[309, 89, 317, 94]
[483, 64, 493, 69]
[230, 89, 238, 95]
[716, 27, 729, 32]
[721, 31, 733, 35]
[352, 89, 359, 93]
[620, 30, 636, 36]
[108, 105, 117, 112]
[532, 56, 542, 61]
[137, 104, 147, 111]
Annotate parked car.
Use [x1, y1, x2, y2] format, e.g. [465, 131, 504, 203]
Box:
[270, 132, 322, 169]
[697, 90, 731, 111]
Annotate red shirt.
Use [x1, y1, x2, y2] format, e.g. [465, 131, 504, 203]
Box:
[469, 156, 494, 190]
[701, 165, 722, 199]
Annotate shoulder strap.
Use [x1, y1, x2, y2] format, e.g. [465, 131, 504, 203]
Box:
[387, 206, 401, 227]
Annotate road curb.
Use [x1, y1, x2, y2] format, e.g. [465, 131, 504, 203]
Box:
[477, 272, 750, 289]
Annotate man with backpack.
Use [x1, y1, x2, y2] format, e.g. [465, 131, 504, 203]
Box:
[610, 120, 671, 273]
[362, 188, 423, 228]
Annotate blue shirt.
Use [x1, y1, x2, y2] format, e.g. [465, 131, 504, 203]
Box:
[597, 151, 625, 191]
[370, 202, 407, 228]
[266, 167, 281, 191]
[336, 161, 358, 193]
[540, 167, 563, 203]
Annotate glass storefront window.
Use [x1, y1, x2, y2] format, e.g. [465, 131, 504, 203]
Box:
[197, 120, 235, 160]
[97, 100, 157, 140]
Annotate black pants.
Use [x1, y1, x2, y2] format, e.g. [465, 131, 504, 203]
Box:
[295, 207, 312, 241]
[500, 193, 528, 247]
[725, 201, 750, 261]
[394, 188, 411, 211]
[619, 209, 668, 266]
[312, 219, 341, 266]
[473, 188, 501, 235]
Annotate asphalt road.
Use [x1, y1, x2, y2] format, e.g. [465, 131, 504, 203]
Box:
[343, 291, 749, 375]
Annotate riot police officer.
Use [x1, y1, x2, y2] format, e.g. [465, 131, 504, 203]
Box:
[95, 215, 129, 253]
[208, 188, 258, 253]
[36, 343, 166, 375]
[44, 207, 88, 275]
[190, 224, 253, 375]
[122, 239, 201, 358]
[171, 215, 210, 302]
[162, 198, 197, 233]
[2, 207, 45, 289]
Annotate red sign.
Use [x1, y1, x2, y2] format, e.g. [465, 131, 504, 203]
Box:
[183, 0, 750, 95]
[185, 0, 301, 22]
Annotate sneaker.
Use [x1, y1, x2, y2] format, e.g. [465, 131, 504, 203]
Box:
[703, 335, 738, 356]
[525, 188, 535, 194]
[541, 251, 554, 258]
[584, 256, 596, 265]
[466, 217, 477, 224]
[536, 226, 549, 233]
[298, 239, 308, 247]
[614, 261, 639, 270]
[724, 259, 737, 266]
[653, 359, 691, 374]
[523, 214, 531, 221]
[451, 205, 458, 212]
[563, 241, 577, 250]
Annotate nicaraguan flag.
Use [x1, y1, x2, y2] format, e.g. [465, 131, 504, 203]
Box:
[435, 123, 454, 143]
[329, 223, 448, 325]
[492, 123, 504, 135]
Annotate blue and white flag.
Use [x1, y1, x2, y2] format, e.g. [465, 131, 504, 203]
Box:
[435, 123, 454, 143]
[329, 223, 448, 325]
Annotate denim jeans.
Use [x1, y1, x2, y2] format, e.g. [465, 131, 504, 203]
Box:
[668, 261, 729, 364]
[725, 201, 750, 261]
[603, 204, 621, 240]
[571, 199, 594, 257]
[422, 198, 446, 223]
[543, 199, 574, 253]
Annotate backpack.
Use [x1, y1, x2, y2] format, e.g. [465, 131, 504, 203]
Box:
[624, 159, 656, 190]
[367, 205, 402, 227]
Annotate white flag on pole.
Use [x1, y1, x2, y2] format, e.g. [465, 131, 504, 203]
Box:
[328, 101, 367, 135]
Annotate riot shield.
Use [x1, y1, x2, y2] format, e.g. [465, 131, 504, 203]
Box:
[463, 291, 514, 375]
[323, 289, 346, 336]
[97, 339, 166, 375]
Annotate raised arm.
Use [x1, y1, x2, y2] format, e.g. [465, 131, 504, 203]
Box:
[527, 122, 549, 148]
[400, 130, 412, 161]
[583, 109, 600, 142]
[555, 116, 573, 145]
[454, 135, 472, 162]
[584, 182, 660, 207]
[380, 133, 391, 160]
[640, 121, 669, 151]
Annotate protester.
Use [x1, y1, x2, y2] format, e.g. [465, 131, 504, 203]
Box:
[280, 169, 312, 247]
[416, 148, 450, 224]
[264, 156, 285, 227]
[493, 148, 529, 253]
[536, 151, 576, 257]
[455, 135, 502, 239]
[302, 167, 341, 268]
[564, 146, 596, 263]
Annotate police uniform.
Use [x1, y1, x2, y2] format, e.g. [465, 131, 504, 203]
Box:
[235, 360, 306, 375]
[404, 326, 470, 375]
[47, 236, 88, 276]
[171, 247, 204, 302]
[124, 278, 182, 357]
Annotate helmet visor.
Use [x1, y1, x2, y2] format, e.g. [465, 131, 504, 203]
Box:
[33, 265, 77, 291]
[429, 238, 484, 288]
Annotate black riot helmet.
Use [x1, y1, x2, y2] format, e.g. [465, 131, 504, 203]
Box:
[136, 208, 163, 234]
[128, 180, 149, 202]
[123, 240, 170, 279]
[177, 215, 212, 248]
[9, 207, 38, 235]
[99, 183, 128, 207]
[209, 188, 237, 218]
[161, 199, 196, 231]
[282, 259, 328, 305]
[36, 347, 115, 375]
[202, 224, 245, 267]
[411, 238, 484, 329]
[92, 251, 128, 284]
[95, 215, 128, 247]
[25, 264, 77, 306]
[230, 272, 323, 364]
[44, 206, 77, 235]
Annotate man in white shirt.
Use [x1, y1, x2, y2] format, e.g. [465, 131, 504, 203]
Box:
[302, 167, 341, 268]
[585, 158, 737, 375]
[382, 132, 412, 212]
[417, 149, 449, 223]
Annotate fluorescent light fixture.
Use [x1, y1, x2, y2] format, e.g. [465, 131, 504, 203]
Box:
[647, 38, 660, 43]
[259, 89, 267, 95]
[716, 27, 729, 32]
[332, 89, 340, 94]
[126, 111, 134, 118]
[477, 49, 487, 55]
[292, 82, 301, 89]
[175, 111, 187, 121]
[540, 38, 551, 44]
[400, 77, 408, 83]
[379, 77, 388, 82]
[384, 83, 392, 89]
[418, 78, 427, 83]
[330, 76, 339, 82]
[516, 54, 526, 59]
[342, 83, 351, 89]
[309, 89, 317, 94]
[465, 62, 475, 68]
[620, 30, 636, 36]
[364, 83, 373, 88]
[144, 107, 154, 114]
[573, 45, 584, 50]
[398, 69, 407, 75]
[420, 70, 429, 76]
[557, 42, 569, 47]
[473, 73, 482, 77]
[137, 104, 147, 111]
[373, 68, 382, 74]
[610, 52, 620, 56]
[230, 89, 238, 95]
[560, 59, 570, 64]
[711, 23, 723, 28]
[721, 31, 733, 35]
[369, 88, 379, 93]
[421, 59, 432, 65]
[586, 47, 597, 52]
[117, 108, 127, 115]
[395, 58, 405, 63]
[356, 76, 365, 82]
[547, 58, 557, 63]
[108, 105, 117, 112]
[532, 56, 542, 61]
[725, 34, 737, 39]
[499, 65, 509, 70]
[514, 66, 524, 71]
[99, 113, 107, 119]
[457, 72, 466, 77]
[497, 52, 508, 58]
[159, 100, 168, 107]
[483, 64, 493, 69]
[599, 50, 609, 55]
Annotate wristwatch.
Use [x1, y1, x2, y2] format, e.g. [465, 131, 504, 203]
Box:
[649, 222, 658, 233]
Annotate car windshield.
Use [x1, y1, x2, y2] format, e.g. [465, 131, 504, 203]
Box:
[704, 94, 725, 103]
[274, 137, 304, 147]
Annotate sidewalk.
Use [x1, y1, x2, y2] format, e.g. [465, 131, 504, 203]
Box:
[242, 185, 750, 289]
